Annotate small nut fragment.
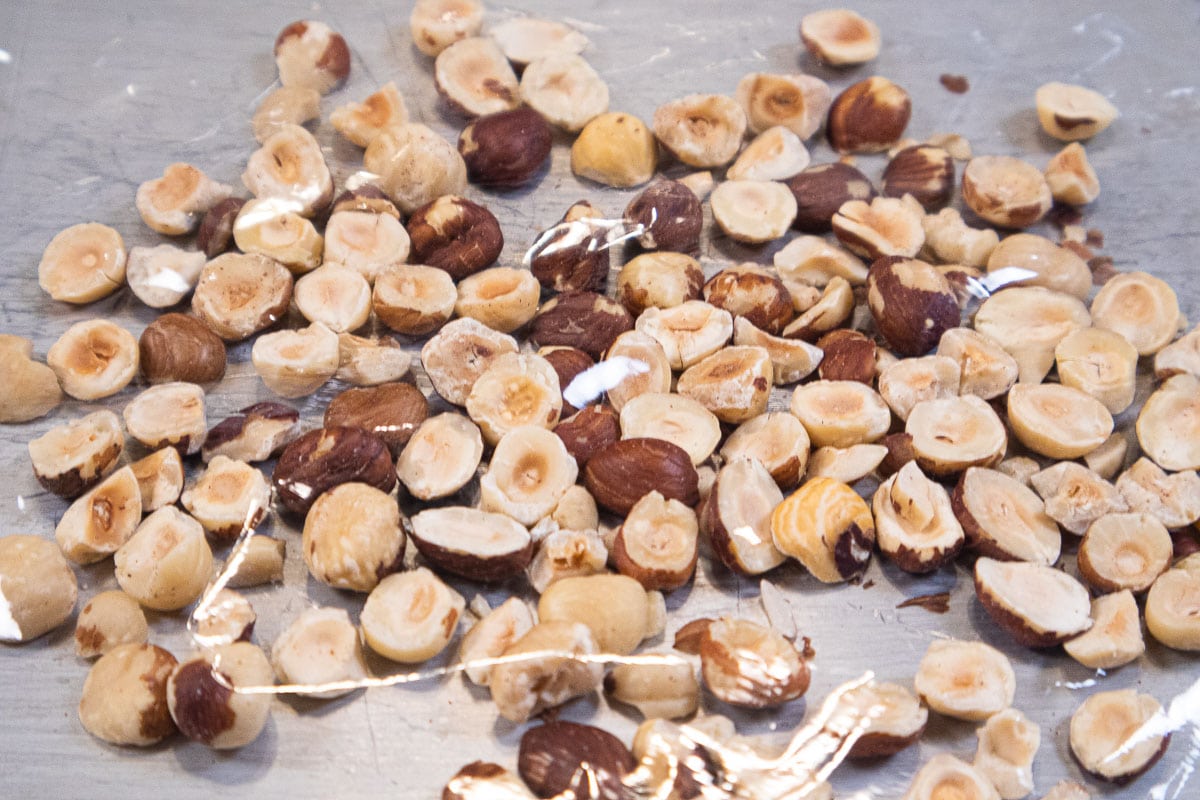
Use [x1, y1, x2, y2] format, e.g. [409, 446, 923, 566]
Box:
[115, 507, 213, 611]
[907, 395, 1007, 476]
[1116, 457, 1200, 529]
[832, 196, 925, 261]
[0, 535, 78, 643]
[28, 410, 124, 499]
[584, 438, 700, 516]
[47, 319, 138, 401]
[975, 557, 1092, 647]
[242, 124, 333, 217]
[303, 483, 404, 592]
[273, 426, 396, 516]
[480, 426, 577, 526]
[527, 526, 608, 594]
[921, 207, 999, 267]
[489, 620, 603, 723]
[800, 9, 881, 65]
[1091, 270, 1180, 356]
[420, 317, 520, 406]
[653, 94, 747, 168]
[435, 37, 519, 117]
[614, 491, 699, 591]
[224, 536, 286, 589]
[136, 163, 232, 236]
[128, 447, 183, 513]
[903, 754, 1000, 800]
[361, 567, 464, 664]
[807, 443, 887, 484]
[790, 379, 891, 448]
[1078, 513, 1171, 595]
[1085, 432, 1128, 481]
[774, 235, 869, 287]
[873, 461, 965, 573]
[1008, 383, 1113, 459]
[720, 411, 811, 490]
[252, 322, 340, 398]
[605, 660, 699, 721]
[554, 405, 621, 468]
[364, 124, 468, 215]
[323, 210, 411, 285]
[973, 286, 1090, 383]
[1030, 461, 1128, 536]
[771, 476, 875, 582]
[373, 264, 457, 336]
[728, 126, 811, 182]
[881, 145, 954, 209]
[700, 458, 787, 576]
[1035, 82, 1118, 141]
[962, 156, 1052, 228]
[55, 466, 142, 564]
[827, 77, 911, 153]
[1137, 374, 1200, 471]
[168, 643, 274, 749]
[274, 20, 350, 94]
[520, 54, 609, 132]
[459, 106, 552, 188]
[1069, 689, 1168, 783]
[676, 345, 773, 424]
[331, 82, 408, 148]
[878, 355, 961, 421]
[786, 162, 877, 233]
[1063, 589, 1145, 669]
[38, 222, 126, 304]
[571, 112, 657, 188]
[193, 589, 255, 646]
[75, 590, 148, 659]
[1046, 142, 1100, 205]
[0, 337, 62, 423]
[459, 597, 535, 686]
[138, 313, 226, 385]
[126, 244, 207, 308]
[251, 86, 320, 144]
[409, 506, 529, 584]
[78, 643, 177, 746]
[455, 268, 540, 334]
[732, 317, 822, 386]
[735, 72, 832, 139]
[191, 252, 293, 341]
[698, 616, 810, 708]
[293, 265, 372, 333]
[1154, 324, 1200, 380]
[233, 199, 324, 273]
[410, 0, 483, 57]
[866, 256, 957, 355]
[336, 332, 411, 386]
[914, 639, 1015, 721]
[710, 179, 798, 244]
[180, 456, 271, 540]
[272, 607, 367, 700]
[396, 412, 484, 500]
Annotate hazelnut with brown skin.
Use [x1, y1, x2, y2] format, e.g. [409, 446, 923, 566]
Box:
[554, 404, 621, 467]
[881, 145, 955, 210]
[529, 291, 633, 360]
[274, 20, 350, 94]
[624, 180, 703, 254]
[584, 437, 700, 516]
[786, 162, 877, 232]
[867, 256, 960, 356]
[273, 426, 396, 516]
[527, 200, 610, 293]
[324, 381, 429, 455]
[827, 76, 912, 153]
[406, 195, 503, 280]
[702, 264, 794, 335]
[539, 347, 594, 416]
[458, 106, 553, 187]
[139, 313, 227, 385]
[196, 197, 246, 259]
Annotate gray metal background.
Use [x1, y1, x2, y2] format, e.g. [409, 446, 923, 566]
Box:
[0, 1, 1197, 797]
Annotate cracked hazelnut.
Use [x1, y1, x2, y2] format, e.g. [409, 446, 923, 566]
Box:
[962, 156, 1052, 228]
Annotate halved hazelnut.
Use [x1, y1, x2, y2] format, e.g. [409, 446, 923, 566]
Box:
[873, 461, 965, 573]
[224, 536, 286, 589]
[827, 76, 911, 153]
[232, 197, 323, 273]
[274, 20, 350, 94]
[907, 395, 1006, 477]
[962, 156, 1052, 228]
[28, 410, 123, 499]
[459, 597, 534, 686]
[364, 123, 468, 214]
[1008, 383, 1113, 459]
[47, 319, 138, 401]
[251, 86, 320, 144]
[878, 355, 961, 421]
[653, 94, 747, 168]
[1145, 562, 1200, 651]
[843, 681, 928, 759]
[616, 252, 704, 316]
[1154, 324, 1200, 380]
[420, 317, 519, 407]
[570, 112, 657, 188]
[271, 606, 367, 699]
[466, 352, 562, 446]
[698, 616, 809, 708]
[180, 456, 271, 540]
[409, 506, 532, 582]
[304, 483, 405, 593]
[987, 232, 1091, 300]
[456, 268, 541, 334]
[635, 301, 733, 370]
[55, 466, 142, 565]
[613, 491, 699, 591]
[677, 346, 773, 424]
[191, 252, 293, 341]
[435, 37, 519, 116]
[203, 402, 299, 463]
[519, 54, 609, 132]
[735, 72, 831, 139]
[972, 286, 1090, 383]
[619, 392, 720, 466]
[1035, 82, 1118, 141]
[1137, 374, 1200, 471]
[903, 754, 1000, 800]
[409, 0, 483, 57]
[727, 126, 811, 182]
[331, 82, 408, 148]
[1090, 270, 1180, 356]
[125, 244, 206, 308]
[241, 124, 332, 217]
[322, 210, 411, 284]
[598, 331, 672, 414]
[1046, 142, 1100, 205]
[129, 447, 184, 512]
[373, 264, 457, 336]
[1053, 327, 1137, 414]
[807, 442, 887, 483]
[799, 9, 881, 65]
[700, 458, 786, 576]
[489, 17, 587, 66]
[771, 476, 875, 582]
[294, 264, 372, 333]
[193, 588, 255, 646]
[774, 235, 868, 287]
[710, 179, 798, 244]
[732, 317, 823, 386]
[1063, 589, 1145, 669]
[914, 639, 1014, 721]
[123, 382, 206, 455]
[832, 196, 925, 261]
[921, 207, 999, 267]
[480, 425, 577, 525]
[1069, 690, 1168, 783]
[396, 412, 483, 500]
[1085, 432, 1128, 481]
[251, 322, 340, 398]
[337, 332, 412, 386]
[790, 379, 891, 448]
[38, 223, 126, 304]
[720, 411, 811, 490]
[136, 163, 231, 236]
[952, 467, 1061, 565]
[974, 557, 1092, 647]
[1078, 513, 1171, 594]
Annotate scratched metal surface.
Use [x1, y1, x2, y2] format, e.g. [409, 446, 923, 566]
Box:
[0, 1, 1198, 797]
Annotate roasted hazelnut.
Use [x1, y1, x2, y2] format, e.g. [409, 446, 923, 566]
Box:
[571, 111, 657, 188]
[710, 179, 798, 244]
[274, 20, 350, 94]
[0, 337, 62, 423]
[331, 81, 409, 148]
[434, 37, 519, 117]
[867, 256, 960, 356]
[373, 264, 457, 336]
[168, 643, 274, 749]
[0, 535, 78, 643]
[817, 329, 877, 383]
[203, 402, 300, 463]
[139, 312, 226, 385]
[273, 426, 397, 516]
[625, 180, 703, 254]
[47, 319, 138, 401]
[518, 720, 635, 800]
[520, 54, 610, 133]
[455, 267, 541, 333]
[135, 163, 232, 237]
[703, 264, 794, 335]
[252, 86, 321, 144]
[827, 76, 912, 153]
[115, 507, 212, 611]
[303, 482, 405, 592]
[74, 590, 149, 659]
[395, 413, 484, 500]
[735, 72, 832, 139]
[123, 382, 207, 455]
[458, 106, 553, 187]
[241, 125, 333, 218]
[27, 410, 124, 499]
[529, 291, 634, 360]
[785, 162, 876, 233]
[881, 145, 955, 209]
[832, 195, 926, 261]
[364, 123, 468, 215]
[420, 317, 519, 406]
[409, 506, 533, 582]
[78, 643, 177, 746]
[1035, 82, 1118, 142]
[191, 253, 293, 341]
[407, 195, 503, 281]
[554, 404, 621, 467]
[616, 252, 704, 316]
[539, 346, 594, 416]
[38, 222, 127, 304]
[653, 93, 747, 168]
[324, 382, 428, 455]
[962, 156, 1052, 229]
[727, 125, 811, 181]
[527, 200, 611, 293]
[584, 437, 700, 515]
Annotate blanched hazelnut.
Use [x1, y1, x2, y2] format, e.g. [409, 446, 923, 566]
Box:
[47, 319, 138, 401]
[129, 447, 184, 512]
[519, 54, 609, 132]
[38, 223, 126, 304]
[364, 123, 468, 215]
[125, 244, 207, 308]
[136, 163, 231, 236]
[331, 82, 408, 148]
[303, 482, 403, 592]
[242, 124, 333, 217]
[193, 588, 256, 646]
[271, 607, 367, 699]
[409, 0, 483, 57]
[360, 567, 465, 663]
[0, 534, 78, 643]
[435, 37, 519, 117]
[336, 332, 412, 386]
[735, 72, 831, 139]
[180, 456, 271, 540]
[251, 86, 320, 144]
[75, 590, 148, 658]
[274, 20, 350, 94]
[78, 643, 177, 746]
[115, 507, 213, 611]
[466, 352, 562, 445]
[727, 126, 811, 181]
[373, 264, 457, 336]
[571, 112, 657, 188]
[323, 210, 411, 285]
[654, 94, 747, 168]
[168, 643, 274, 749]
[191, 252, 293, 341]
[223, 536, 286, 589]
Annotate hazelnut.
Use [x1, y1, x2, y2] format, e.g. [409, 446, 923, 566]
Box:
[241, 124, 333, 218]
[866, 256, 960, 356]
[203, 402, 300, 464]
[180, 456, 271, 539]
[703, 264, 794, 334]
[325, 382, 428, 455]
[529, 291, 633, 360]
[409, 0, 483, 57]
[700, 458, 786, 575]
[710, 179, 798, 244]
[331, 82, 409, 148]
[128, 447, 184, 512]
[47, 319, 138, 401]
[539, 346, 594, 416]
[735, 72, 832, 139]
[193, 588, 256, 646]
[872, 461, 964, 574]
[0, 337, 62, 423]
[0, 535, 78, 643]
[653, 94, 747, 168]
[527, 526, 608, 593]
[37, 222, 126, 304]
[331, 185, 401, 218]
[726, 125, 811, 181]
[570, 112, 657, 188]
[636, 300, 733, 369]
[602, 330, 673, 412]
[274, 20, 350, 94]
[790, 379, 891, 448]
[135, 163, 232, 236]
[466, 352, 562, 445]
[619, 392, 721, 466]
[271, 607, 367, 699]
[1045, 142, 1100, 205]
[373, 264, 457, 336]
[114, 507, 213, 611]
[817, 329, 877, 383]
[273, 426, 396, 516]
[1035, 82, 1118, 141]
[396, 413, 484, 500]
[881, 145, 955, 209]
[168, 643, 274, 749]
[360, 567, 464, 663]
[191, 253, 293, 341]
[698, 616, 810, 707]
[27, 410, 124, 499]
[975, 557, 1092, 647]
[780, 274, 855, 340]
[827, 76, 912, 153]
[251, 322, 340, 398]
[74, 590, 148, 659]
[721, 410, 811, 489]
[624, 180, 703, 253]
[233, 198, 323, 273]
[773, 235, 868, 287]
[962, 155, 1053, 228]
[527, 200, 611, 293]
[489, 17, 588, 66]
[553, 404, 621, 467]
[800, 9, 881, 65]
[489, 621, 603, 723]
[517, 720, 635, 800]
[459, 106, 553, 187]
[337, 332, 412, 386]
[832, 195, 926, 261]
[407, 195, 503, 281]
[303, 482, 405, 592]
[584, 437, 700, 516]
[455, 267, 541, 333]
[78, 643, 177, 746]
[294, 264, 372, 333]
[616, 252, 704, 316]
[772, 476, 875, 582]
[519, 54, 609, 132]
[420, 317, 519, 406]
[364, 123, 468, 215]
[123, 382, 207, 455]
[1091, 270, 1180, 356]
[408, 506, 532, 582]
[785, 162, 877, 233]
[677, 345, 773, 424]
[908, 395, 1007, 477]
[251, 86, 320, 144]
[138, 312, 226, 385]
[434, 37, 519, 117]
[323, 210, 411, 284]
[125, 244, 207, 308]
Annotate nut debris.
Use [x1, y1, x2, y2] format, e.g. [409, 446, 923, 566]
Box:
[0, 337, 62, 423]
[526, 525, 607, 592]
[922, 207, 999, 267]
[1046, 142, 1100, 205]
[914, 639, 1015, 721]
[202, 402, 299, 464]
[1116, 457, 1200, 529]
[490, 18, 587, 66]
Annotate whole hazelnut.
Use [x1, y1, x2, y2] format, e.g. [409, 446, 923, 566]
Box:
[196, 197, 246, 259]
[867, 256, 960, 357]
[530, 291, 634, 360]
[324, 382, 429, 455]
[617, 252, 705, 316]
[528, 200, 610, 293]
[785, 162, 877, 233]
[459, 106, 553, 188]
[406, 195, 503, 280]
[273, 426, 396, 516]
[571, 112, 657, 188]
[624, 180, 703, 254]
[881, 145, 955, 210]
[139, 313, 227, 385]
[274, 20, 351, 95]
[702, 264, 794, 335]
[827, 76, 912, 153]
[539, 347, 595, 416]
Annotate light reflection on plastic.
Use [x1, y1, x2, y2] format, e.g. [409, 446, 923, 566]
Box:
[522, 214, 646, 271]
[563, 356, 649, 409]
[964, 266, 1039, 300]
[0, 50, 12, 65]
